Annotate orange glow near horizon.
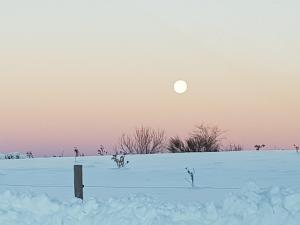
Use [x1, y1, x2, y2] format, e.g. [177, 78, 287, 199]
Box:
[1, 1, 300, 155]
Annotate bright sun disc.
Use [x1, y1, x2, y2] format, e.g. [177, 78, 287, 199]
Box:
[174, 80, 188, 94]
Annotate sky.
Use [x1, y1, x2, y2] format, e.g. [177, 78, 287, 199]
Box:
[1, 0, 300, 156]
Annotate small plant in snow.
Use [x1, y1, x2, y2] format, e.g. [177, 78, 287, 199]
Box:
[294, 144, 299, 153]
[185, 167, 195, 188]
[5, 154, 13, 159]
[254, 144, 265, 151]
[4, 153, 24, 159]
[225, 144, 243, 152]
[26, 152, 34, 158]
[98, 145, 108, 156]
[111, 154, 129, 168]
[74, 147, 79, 162]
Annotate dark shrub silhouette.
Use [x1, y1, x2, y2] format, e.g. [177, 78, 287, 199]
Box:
[111, 154, 129, 168]
[120, 126, 166, 154]
[98, 145, 108, 156]
[224, 144, 243, 152]
[294, 144, 299, 153]
[168, 124, 224, 153]
[254, 144, 265, 151]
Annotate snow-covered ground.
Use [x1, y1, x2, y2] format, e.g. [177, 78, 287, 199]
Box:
[1, 151, 300, 224]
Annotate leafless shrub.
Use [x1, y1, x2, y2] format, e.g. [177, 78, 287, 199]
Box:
[224, 144, 243, 152]
[98, 145, 108, 156]
[74, 147, 79, 157]
[111, 154, 129, 168]
[26, 152, 34, 158]
[254, 144, 265, 151]
[168, 136, 186, 153]
[294, 144, 299, 153]
[168, 124, 224, 153]
[120, 126, 166, 154]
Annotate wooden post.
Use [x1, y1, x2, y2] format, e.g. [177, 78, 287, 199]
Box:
[74, 165, 84, 200]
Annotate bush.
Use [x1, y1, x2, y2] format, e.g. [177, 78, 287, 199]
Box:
[26, 152, 34, 158]
[120, 126, 166, 154]
[97, 145, 108, 156]
[168, 124, 224, 153]
[168, 136, 186, 153]
[224, 144, 243, 152]
[111, 154, 129, 168]
[254, 144, 265, 151]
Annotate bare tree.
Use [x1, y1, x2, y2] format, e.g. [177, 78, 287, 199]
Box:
[168, 124, 224, 153]
[120, 126, 166, 154]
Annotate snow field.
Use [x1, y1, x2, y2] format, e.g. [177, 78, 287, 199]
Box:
[1, 150, 300, 224]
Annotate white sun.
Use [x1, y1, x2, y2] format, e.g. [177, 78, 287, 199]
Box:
[174, 80, 188, 94]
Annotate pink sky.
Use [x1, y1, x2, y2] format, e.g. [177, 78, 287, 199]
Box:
[1, 1, 299, 155]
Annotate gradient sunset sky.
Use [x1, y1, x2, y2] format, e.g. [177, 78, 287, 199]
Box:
[1, 0, 300, 155]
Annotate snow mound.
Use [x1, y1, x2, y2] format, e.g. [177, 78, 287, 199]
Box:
[0, 152, 28, 160]
[1, 183, 300, 225]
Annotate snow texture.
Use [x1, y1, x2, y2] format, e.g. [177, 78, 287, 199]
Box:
[1, 151, 300, 224]
[1, 183, 300, 225]
[0, 152, 27, 160]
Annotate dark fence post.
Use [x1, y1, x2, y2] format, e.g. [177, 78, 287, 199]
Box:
[74, 165, 84, 200]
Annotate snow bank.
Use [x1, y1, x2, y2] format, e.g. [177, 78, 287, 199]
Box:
[1, 183, 300, 225]
[0, 152, 28, 160]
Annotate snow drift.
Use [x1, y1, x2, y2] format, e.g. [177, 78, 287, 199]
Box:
[0, 152, 28, 160]
[1, 183, 300, 225]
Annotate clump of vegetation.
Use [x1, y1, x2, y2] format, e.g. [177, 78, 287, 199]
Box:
[74, 147, 80, 162]
[224, 144, 243, 152]
[120, 126, 166, 154]
[4, 152, 31, 159]
[74, 147, 79, 157]
[26, 152, 34, 158]
[185, 167, 195, 188]
[52, 150, 64, 158]
[254, 144, 266, 151]
[98, 145, 108, 156]
[294, 144, 299, 153]
[4, 154, 18, 159]
[168, 124, 224, 153]
[111, 154, 129, 168]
